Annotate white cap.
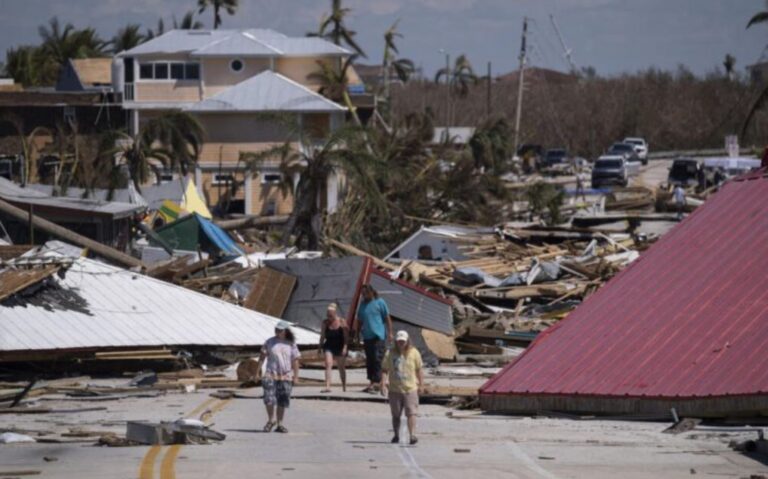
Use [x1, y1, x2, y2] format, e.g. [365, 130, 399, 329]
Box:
[275, 320, 291, 330]
[327, 303, 337, 312]
[395, 330, 409, 342]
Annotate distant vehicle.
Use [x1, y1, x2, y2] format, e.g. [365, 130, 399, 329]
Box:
[543, 148, 568, 167]
[668, 157, 702, 187]
[591, 155, 629, 188]
[517, 144, 544, 159]
[623, 137, 649, 165]
[607, 143, 641, 164]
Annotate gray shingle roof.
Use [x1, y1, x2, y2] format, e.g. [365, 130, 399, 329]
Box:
[184, 70, 345, 112]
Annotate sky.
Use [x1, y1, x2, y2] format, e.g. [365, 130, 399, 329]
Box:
[0, 0, 765, 78]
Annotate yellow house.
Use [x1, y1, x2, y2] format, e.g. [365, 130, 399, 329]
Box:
[114, 29, 350, 216]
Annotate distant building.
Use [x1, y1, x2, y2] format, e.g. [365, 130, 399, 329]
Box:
[496, 66, 578, 85]
[114, 29, 352, 216]
[56, 58, 113, 92]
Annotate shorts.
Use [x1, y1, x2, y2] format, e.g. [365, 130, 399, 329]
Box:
[363, 338, 385, 382]
[262, 377, 293, 408]
[388, 390, 419, 417]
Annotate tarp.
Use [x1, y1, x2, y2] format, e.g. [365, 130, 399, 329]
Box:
[153, 213, 243, 257]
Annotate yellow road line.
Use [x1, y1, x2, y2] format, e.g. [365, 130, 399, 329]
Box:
[138, 396, 233, 479]
[159, 445, 182, 479]
[139, 445, 162, 479]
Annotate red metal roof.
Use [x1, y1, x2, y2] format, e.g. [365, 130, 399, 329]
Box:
[481, 172, 768, 400]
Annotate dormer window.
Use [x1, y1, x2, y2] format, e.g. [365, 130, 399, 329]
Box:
[230, 59, 244, 73]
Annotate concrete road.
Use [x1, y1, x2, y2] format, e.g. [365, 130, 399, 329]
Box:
[1, 377, 766, 479]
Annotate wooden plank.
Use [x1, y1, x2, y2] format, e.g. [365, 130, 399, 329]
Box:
[0, 266, 59, 301]
[243, 267, 297, 317]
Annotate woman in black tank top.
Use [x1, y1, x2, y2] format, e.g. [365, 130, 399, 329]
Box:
[319, 303, 349, 393]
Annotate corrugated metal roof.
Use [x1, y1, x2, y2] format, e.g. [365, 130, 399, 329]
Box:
[121, 29, 349, 57]
[0, 177, 145, 218]
[0, 251, 319, 353]
[369, 270, 453, 335]
[481, 172, 768, 400]
[185, 71, 344, 112]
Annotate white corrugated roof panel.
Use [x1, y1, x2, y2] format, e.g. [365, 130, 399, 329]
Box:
[121, 30, 230, 56]
[185, 71, 344, 112]
[0, 252, 319, 353]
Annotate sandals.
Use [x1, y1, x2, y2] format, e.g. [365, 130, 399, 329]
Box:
[263, 421, 275, 432]
[275, 425, 288, 433]
[320, 388, 331, 393]
[409, 437, 418, 445]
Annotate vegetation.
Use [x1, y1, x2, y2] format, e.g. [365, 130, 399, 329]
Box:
[197, 0, 238, 30]
[307, 0, 366, 58]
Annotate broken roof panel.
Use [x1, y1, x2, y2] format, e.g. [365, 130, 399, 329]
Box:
[0, 251, 318, 355]
[185, 71, 345, 113]
[480, 171, 768, 414]
[265, 257, 453, 335]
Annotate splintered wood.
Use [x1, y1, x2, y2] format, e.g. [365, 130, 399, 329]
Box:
[243, 267, 296, 317]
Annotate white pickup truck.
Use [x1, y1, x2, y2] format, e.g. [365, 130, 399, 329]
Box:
[623, 137, 649, 165]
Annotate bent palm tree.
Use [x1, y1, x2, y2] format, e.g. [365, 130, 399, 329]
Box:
[308, 0, 366, 58]
[103, 112, 205, 193]
[111, 24, 144, 53]
[309, 55, 362, 126]
[242, 127, 385, 250]
[175, 11, 205, 30]
[197, 0, 238, 29]
[380, 20, 415, 122]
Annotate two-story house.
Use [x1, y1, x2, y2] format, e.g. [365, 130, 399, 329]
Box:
[114, 29, 352, 216]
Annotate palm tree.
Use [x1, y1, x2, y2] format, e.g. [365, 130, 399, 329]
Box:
[308, 0, 366, 58]
[0, 113, 53, 185]
[434, 54, 478, 125]
[197, 0, 238, 30]
[468, 117, 514, 175]
[742, 8, 768, 138]
[242, 127, 384, 250]
[103, 112, 205, 192]
[309, 55, 363, 126]
[37, 17, 107, 84]
[111, 24, 145, 53]
[4, 46, 43, 86]
[174, 11, 205, 30]
[380, 20, 415, 122]
[723, 54, 736, 81]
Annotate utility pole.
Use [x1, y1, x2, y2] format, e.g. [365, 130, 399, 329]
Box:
[550, 14, 577, 74]
[513, 17, 528, 153]
[486, 61, 492, 118]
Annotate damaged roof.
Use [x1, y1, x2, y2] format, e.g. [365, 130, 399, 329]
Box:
[0, 251, 319, 355]
[480, 171, 768, 409]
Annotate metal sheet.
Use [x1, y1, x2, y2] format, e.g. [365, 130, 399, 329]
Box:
[481, 171, 768, 401]
[0, 252, 318, 353]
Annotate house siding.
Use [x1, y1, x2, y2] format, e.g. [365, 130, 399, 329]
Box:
[202, 58, 271, 97]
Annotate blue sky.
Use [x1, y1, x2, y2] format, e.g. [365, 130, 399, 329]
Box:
[0, 0, 765, 77]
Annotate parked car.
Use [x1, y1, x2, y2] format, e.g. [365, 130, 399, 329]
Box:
[607, 143, 641, 164]
[591, 155, 629, 188]
[543, 148, 568, 167]
[623, 137, 649, 165]
[668, 157, 703, 187]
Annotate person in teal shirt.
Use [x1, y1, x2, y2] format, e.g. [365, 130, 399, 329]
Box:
[356, 284, 393, 393]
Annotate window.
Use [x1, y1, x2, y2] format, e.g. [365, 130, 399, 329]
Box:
[185, 63, 200, 79]
[230, 59, 244, 73]
[139, 63, 153, 79]
[261, 173, 282, 184]
[212, 173, 234, 185]
[154, 63, 168, 79]
[138, 62, 200, 80]
[170, 63, 184, 80]
[158, 172, 175, 183]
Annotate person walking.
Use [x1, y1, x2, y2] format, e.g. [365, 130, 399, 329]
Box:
[355, 284, 393, 393]
[381, 330, 424, 445]
[673, 184, 687, 220]
[319, 303, 349, 393]
[258, 320, 300, 433]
